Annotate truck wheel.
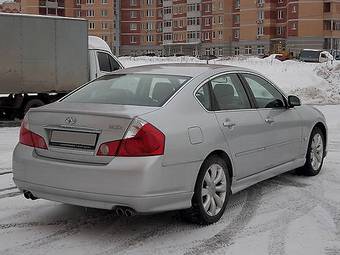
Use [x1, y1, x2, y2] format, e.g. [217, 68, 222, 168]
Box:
[23, 99, 44, 116]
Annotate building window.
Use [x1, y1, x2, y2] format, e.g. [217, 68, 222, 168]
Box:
[102, 0, 108, 4]
[257, 26, 264, 36]
[101, 9, 108, 17]
[234, 47, 240, 55]
[218, 48, 223, 56]
[101, 35, 108, 42]
[88, 22, 95, 30]
[130, 0, 137, 6]
[130, 23, 137, 30]
[102, 22, 108, 29]
[147, 0, 153, 5]
[164, 33, 172, 41]
[245, 45, 252, 55]
[333, 21, 340, 30]
[235, 0, 240, 9]
[130, 36, 136, 43]
[163, 7, 171, 14]
[205, 17, 211, 26]
[146, 9, 153, 17]
[204, 3, 211, 12]
[234, 14, 240, 24]
[87, 9, 94, 17]
[292, 5, 297, 13]
[164, 21, 171, 27]
[258, 10, 264, 21]
[146, 35, 153, 42]
[257, 45, 265, 55]
[86, 0, 94, 4]
[146, 21, 153, 30]
[188, 3, 200, 12]
[130, 10, 137, 18]
[324, 20, 332, 30]
[278, 10, 283, 20]
[234, 29, 239, 39]
[218, 31, 223, 39]
[324, 2, 331, 13]
[291, 22, 297, 30]
[277, 26, 284, 35]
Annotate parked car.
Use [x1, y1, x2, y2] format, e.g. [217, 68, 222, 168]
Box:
[299, 49, 333, 63]
[13, 64, 327, 225]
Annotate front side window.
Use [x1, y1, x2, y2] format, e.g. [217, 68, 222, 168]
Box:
[210, 74, 251, 110]
[97, 52, 121, 72]
[63, 74, 191, 107]
[243, 74, 286, 108]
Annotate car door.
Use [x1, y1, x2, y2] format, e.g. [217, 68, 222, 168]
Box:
[209, 73, 268, 180]
[240, 73, 303, 170]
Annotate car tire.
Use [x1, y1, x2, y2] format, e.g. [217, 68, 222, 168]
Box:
[181, 155, 231, 225]
[298, 127, 325, 176]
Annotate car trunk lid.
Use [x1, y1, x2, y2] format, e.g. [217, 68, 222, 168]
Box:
[27, 102, 158, 164]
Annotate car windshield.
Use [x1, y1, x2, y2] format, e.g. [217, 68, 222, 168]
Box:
[300, 50, 321, 59]
[62, 74, 191, 107]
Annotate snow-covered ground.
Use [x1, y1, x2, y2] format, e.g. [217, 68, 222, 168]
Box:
[0, 105, 339, 255]
[119, 56, 340, 105]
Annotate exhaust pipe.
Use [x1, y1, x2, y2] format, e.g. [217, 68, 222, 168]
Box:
[115, 206, 136, 217]
[23, 190, 38, 200]
[115, 207, 125, 217]
[124, 208, 136, 217]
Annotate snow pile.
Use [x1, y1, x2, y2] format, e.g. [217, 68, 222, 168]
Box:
[119, 56, 340, 105]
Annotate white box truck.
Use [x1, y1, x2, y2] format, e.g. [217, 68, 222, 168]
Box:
[0, 13, 123, 119]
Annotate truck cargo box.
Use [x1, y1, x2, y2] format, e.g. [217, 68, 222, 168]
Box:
[0, 13, 89, 94]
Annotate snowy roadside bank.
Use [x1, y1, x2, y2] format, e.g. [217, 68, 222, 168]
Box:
[119, 56, 340, 105]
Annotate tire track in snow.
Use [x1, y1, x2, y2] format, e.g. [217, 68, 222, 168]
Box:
[0, 187, 17, 193]
[184, 184, 264, 255]
[0, 191, 21, 199]
[98, 193, 248, 255]
[1, 213, 118, 254]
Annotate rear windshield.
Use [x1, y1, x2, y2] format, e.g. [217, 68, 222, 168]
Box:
[62, 74, 191, 107]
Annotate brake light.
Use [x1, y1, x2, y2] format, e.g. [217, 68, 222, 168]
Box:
[19, 117, 47, 149]
[96, 118, 165, 157]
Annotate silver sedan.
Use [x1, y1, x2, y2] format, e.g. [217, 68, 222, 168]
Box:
[12, 64, 327, 224]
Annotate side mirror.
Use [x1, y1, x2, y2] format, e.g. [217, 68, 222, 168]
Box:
[288, 95, 301, 108]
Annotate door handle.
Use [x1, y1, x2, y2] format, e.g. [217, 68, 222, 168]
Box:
[265, 117, 275, 124]
[223, 119, 236, 129]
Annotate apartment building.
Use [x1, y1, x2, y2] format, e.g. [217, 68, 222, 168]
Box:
[119, 0, 234, 56]
[0, 1, 20, 13]
[13, 0, 340, 56]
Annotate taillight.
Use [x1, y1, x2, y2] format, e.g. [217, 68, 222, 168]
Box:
[96, 118, 165, 157]
[19, 117, 47, 150]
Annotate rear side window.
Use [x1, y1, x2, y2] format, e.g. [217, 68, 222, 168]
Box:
[210, 74, 251, 110]
[63, 74, 191, 107]
[195, 83, 211, 110]
[97, 52, 121, 72]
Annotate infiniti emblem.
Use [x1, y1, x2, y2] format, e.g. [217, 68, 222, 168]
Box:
[65, 116, 77, 125]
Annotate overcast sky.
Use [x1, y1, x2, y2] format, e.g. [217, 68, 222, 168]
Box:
[0, 0, 14, 3]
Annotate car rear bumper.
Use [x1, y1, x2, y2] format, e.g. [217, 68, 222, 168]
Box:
[12, 144, 194, 213]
